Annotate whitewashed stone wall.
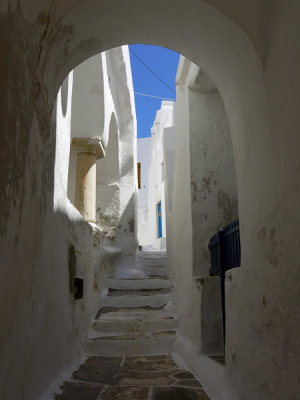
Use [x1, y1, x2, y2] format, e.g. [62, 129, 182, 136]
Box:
[137, 137, 152, 246]
[0, 44, 136, 400]
[147, 101, 175, 250]
[68, 47, 137, 274]
[1, 2, 300, 400]
[165, 57, 238, 366]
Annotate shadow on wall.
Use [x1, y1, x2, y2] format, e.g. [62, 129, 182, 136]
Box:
[165, 59, 239, 366]
[1, 1, 299, 400]
[96, 113, 120, 237]
[104, 192, 138, 278]
[187, 65, 239, 278]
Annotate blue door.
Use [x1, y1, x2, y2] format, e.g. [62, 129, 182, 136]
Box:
[157, 201, 162, 238]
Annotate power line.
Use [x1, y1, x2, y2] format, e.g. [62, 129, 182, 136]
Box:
[134, 91, 175, 101]
[130, 48, 176, 95]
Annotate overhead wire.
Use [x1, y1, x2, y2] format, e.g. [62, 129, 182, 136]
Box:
[130, 47, 176, 95]
[134, 91, 175, 101]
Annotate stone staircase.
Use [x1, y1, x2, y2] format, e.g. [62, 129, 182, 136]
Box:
[86, 251, 178, 356]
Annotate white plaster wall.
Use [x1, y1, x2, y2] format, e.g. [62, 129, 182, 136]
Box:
[45, 47, 137, 398]
[147, 101, 174, 250]
[0, 66, 119, 400]
[96, 114, 120, 237]
[1, 1, 300, 399]
[67, 47, 137, 274]
[44, 67, 133, 400]
[162, 126, 176, 212]
[137, 137, 151, 246]
[0, 45, 136, 400]
[104, 46, 138, 271]
[165, 69, 201, 349]
[93, 53, 121, 239]
[185, 59, 238, 277]
[137, 137, 151, 208]
[67, 52, 114, 205]
[166, 57, 238, 364]
[71, 54, 105, 139]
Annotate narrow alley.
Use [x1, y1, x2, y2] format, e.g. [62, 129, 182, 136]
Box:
[54, 252, 210, 400]
[1, 3, 300, 400]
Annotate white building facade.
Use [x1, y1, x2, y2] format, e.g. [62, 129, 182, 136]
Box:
[137, 137, 151, 246]
[67, 47, 138, 270]
[137, 101, 175, 251]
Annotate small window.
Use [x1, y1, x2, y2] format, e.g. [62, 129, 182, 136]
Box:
[137, 162, 141, 189]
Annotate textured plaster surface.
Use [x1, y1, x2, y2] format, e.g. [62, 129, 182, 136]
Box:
[67, 47, 137, 266]
[0, 1, 299, 399]
[147, 102, 174, 250]
[186, 62, 238, 276]
[137, 137, 152, 246]
[104, 47, 138, 266]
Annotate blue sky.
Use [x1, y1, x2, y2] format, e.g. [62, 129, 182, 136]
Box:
[129, 45, 179, 138]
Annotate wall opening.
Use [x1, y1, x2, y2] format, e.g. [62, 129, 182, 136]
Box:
[137, 162, 141, 189]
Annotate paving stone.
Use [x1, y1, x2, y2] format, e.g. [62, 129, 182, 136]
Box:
[174, 379, 203, 388]
[100, 386, 149, 400]
[123, 357, 177, 371]
[150, 330, 176, 337]
[118, 367, 176, 385]
[72, 356, 122, 385]
[54, 381, 103, 400]
[153, 387, 210, 400]
[119, 374, 173, 386]
[118, 367, 179, 385]
[126, 355, 173, 362]
[54, 355, 210, 399]
[171, 371, 196, 380]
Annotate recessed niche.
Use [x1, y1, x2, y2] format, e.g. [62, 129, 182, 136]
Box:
[74, 278, 84, 300]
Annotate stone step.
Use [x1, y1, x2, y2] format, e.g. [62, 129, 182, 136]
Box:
[105, 277, 171, 291]
[136, 257, 168, 267]
[103, 288, 172, 308]
[93, 302, 177, 333]
[93, 315, 177, 334]
[137, 251, 167, 259]
[96, 304, 176, 320]
[138, 267, 168, 277]
[86, 330, 177, 356]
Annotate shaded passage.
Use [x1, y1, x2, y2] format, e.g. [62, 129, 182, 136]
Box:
[55, 354, 210, 399]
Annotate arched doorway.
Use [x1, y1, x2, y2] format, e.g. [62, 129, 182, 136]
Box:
[1, 2, 299, 400]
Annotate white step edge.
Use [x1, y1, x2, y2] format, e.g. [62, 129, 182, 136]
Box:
[137, 258, 168, 267]
[92, 316, 177, 333]
[105, 277, 171, 290]
[96, 303, 176, 320]
[103, 293, 172, 308]
[138, 267, 168, 277]
[85, 333, 177, 356]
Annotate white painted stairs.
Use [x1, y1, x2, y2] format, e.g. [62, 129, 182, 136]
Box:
[86, 251, 178, 356]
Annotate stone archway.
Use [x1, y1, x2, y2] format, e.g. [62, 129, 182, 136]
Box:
[1, 2, 300, 400]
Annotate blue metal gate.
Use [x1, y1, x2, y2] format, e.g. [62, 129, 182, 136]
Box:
[208, 219, 241, 344]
